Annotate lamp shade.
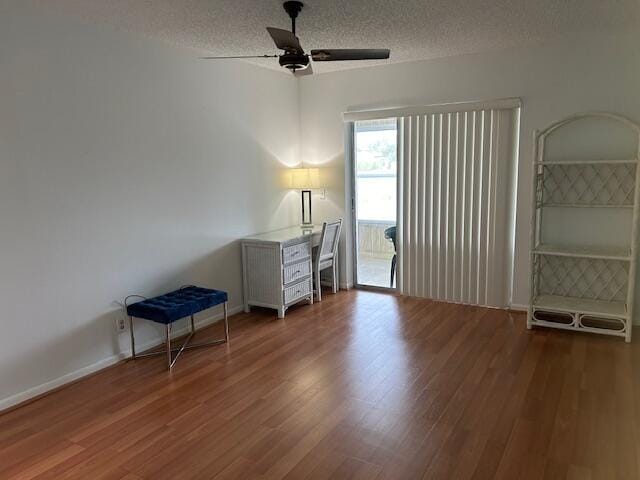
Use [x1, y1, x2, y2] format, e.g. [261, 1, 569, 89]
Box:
[286, 168, 322, 189]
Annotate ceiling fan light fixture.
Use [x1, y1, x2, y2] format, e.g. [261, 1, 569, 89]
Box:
[279, 52, 309, 70]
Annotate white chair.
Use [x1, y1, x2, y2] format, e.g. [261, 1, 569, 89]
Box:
[313, 219, 342, 302]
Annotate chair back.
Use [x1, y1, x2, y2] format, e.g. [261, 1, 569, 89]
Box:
[317, 219, 342, 264]
[384, 225, 397, 252]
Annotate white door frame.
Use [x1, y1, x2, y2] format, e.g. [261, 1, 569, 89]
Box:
[348, 120, 400, 292]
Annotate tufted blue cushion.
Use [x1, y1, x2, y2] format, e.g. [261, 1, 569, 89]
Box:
[127, 286, 227, 325]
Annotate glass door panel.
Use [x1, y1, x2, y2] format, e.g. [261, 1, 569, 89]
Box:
[353, 118, 398, 288]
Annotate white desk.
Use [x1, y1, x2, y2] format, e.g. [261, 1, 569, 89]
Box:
[241, 226, 323, 318]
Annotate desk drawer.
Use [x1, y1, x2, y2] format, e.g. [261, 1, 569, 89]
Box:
[283, 242, 310, 265]
[284, 279, 311, 305]
[283, 261, 311, 285]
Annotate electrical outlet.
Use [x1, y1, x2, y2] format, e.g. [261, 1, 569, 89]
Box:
[115, 315, 126, 332]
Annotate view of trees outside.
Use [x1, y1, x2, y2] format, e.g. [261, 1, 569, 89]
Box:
[355, 128, 397, 222]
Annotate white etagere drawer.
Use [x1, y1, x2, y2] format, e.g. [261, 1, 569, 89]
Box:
[283, 261, 310, 285]
[283, 242, 310, 265]
[283, 279, 311, 304]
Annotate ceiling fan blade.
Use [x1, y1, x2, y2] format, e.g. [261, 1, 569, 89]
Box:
[200, 54, 278, 59]
[311, 49, 390, 61]
[266, 27, 303, 53]
[294, 63, 313, 76]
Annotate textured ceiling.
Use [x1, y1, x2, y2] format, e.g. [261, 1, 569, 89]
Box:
[29, 0, 640, 74]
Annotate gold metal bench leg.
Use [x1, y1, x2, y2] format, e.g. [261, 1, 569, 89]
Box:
[166, 324, 172, 370]
[129, 316, 136, 359]
[224, 302, 229, 342]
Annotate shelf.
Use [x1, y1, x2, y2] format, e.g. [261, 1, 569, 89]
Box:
[532, 294, 627, 318]
[530, 113, 639, 342]
[533, 244, 631, 261]
[535, 159, 638, 165]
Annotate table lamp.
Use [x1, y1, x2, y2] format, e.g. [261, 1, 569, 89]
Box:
[287, 168, 322, 227]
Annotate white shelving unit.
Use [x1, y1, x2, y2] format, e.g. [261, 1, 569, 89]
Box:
[528, 112, 640, 342]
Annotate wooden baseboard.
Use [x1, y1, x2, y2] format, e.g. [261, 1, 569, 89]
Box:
[0, 305, 242, 414]
[0, 358, 127, 416]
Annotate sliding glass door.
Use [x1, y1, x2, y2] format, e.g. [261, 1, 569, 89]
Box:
[349, 102, 518, 305]
[352, 119, 398, 289]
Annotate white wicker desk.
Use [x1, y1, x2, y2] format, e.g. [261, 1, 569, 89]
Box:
[241, 226, 322, 318]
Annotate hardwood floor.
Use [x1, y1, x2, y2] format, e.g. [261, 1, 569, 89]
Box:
[1, 289, 639, 479]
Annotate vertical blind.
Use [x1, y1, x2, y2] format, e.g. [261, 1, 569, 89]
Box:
[397, 107, 518, 308]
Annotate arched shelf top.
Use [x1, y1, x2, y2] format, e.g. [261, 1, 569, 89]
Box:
[539, 111, 640, 139]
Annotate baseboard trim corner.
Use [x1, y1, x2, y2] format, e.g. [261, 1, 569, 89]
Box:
[508, 303, 529, 312]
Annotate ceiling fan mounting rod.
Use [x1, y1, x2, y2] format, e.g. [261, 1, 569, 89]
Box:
[202, 0, 390, 76]
[283, 1, 303, 34]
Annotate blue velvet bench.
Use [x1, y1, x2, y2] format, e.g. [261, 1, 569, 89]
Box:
[125, 286, 229, 369]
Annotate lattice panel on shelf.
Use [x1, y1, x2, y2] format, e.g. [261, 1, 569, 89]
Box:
[536, 255, 629, 302]
[541, 163, 636, 206]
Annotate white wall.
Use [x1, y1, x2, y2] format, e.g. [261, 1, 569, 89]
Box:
[0, 4, 299, 409]
[299, 32, 640, 313]
[2, 3, 638, 410]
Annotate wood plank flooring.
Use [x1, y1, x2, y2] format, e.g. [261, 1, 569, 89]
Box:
[1, 289, 639, 479]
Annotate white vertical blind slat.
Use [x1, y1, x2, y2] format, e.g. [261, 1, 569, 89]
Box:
[399, 107, 515, 308]
[401, 116, 412, 294]
[484, 110, 500, 304]
[437, 115, 444, 299]
[442, 114, 450, 299]
[451, 114, 459, 301]
[460, 112, 470, 303]
[431, 115, 439, 299]
[417, 115, 426, 297]
[446, 113, 456, 301]
[411, 116, 420, 296]
[478, 110, 489, 305]
[426, 115, 435, 298]
[469, 111, 479, 304]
